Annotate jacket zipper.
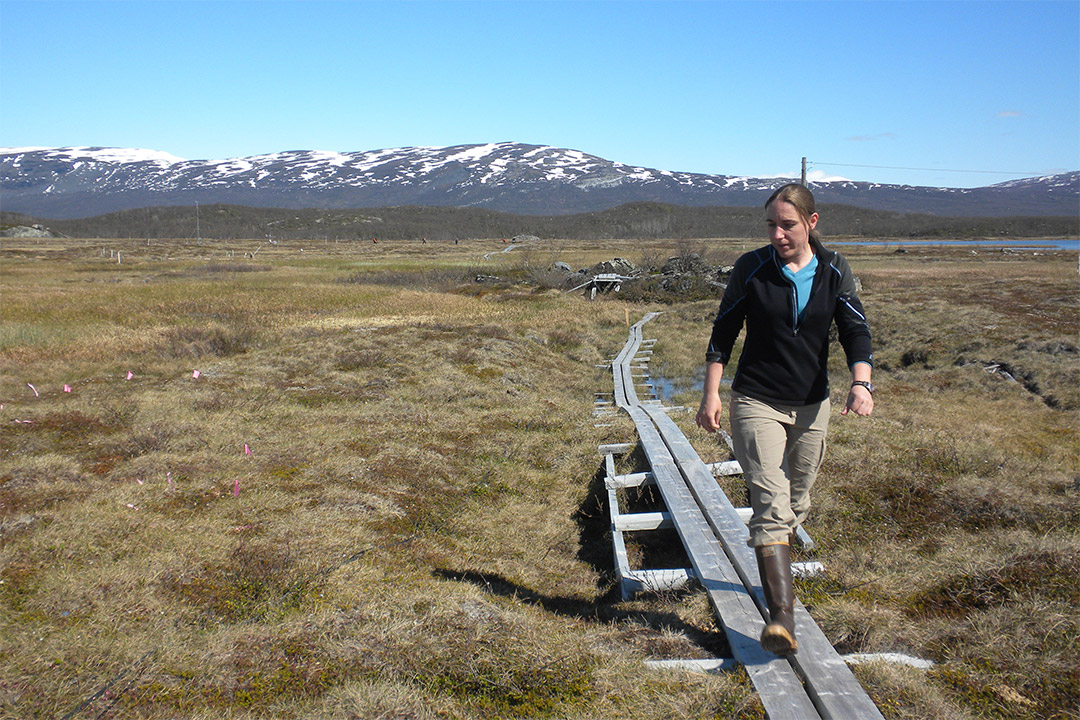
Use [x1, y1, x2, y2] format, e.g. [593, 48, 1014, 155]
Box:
[774, 247, 822, 336]
[789, 282, 800, 335]
[775, 251, 801, 335]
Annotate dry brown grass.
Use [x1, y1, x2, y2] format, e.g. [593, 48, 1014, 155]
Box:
[1, 236, 1076, 719]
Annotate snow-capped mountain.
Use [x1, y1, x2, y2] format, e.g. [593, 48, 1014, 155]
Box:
[1, 143, 1076, 219]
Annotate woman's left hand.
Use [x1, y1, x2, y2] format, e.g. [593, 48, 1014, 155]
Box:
[842, 385, 874, 417]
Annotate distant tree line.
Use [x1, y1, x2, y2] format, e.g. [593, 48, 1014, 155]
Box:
[3, 201, 1076, 241]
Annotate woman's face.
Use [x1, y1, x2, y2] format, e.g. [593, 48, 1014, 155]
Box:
[766, 200, 818, 262]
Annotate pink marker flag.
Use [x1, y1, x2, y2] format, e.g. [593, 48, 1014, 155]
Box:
[64, 385, 72, 393]
[233, 478, 240, 498]
[244, 443, 252, 456]
[126, 371, 134, 380]
[192, 370, 201, 379]
[166, 471, 175, 492]
[27, 383, 38, 397]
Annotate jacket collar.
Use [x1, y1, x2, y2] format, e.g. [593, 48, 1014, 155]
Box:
[809, 236, 834, 262]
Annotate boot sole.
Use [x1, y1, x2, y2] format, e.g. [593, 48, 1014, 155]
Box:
[761, 625, 798, 655]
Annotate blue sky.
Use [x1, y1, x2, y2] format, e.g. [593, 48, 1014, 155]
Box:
[1, 0, 1077, 188]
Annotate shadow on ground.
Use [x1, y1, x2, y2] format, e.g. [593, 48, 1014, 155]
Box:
[434, 454, 731, 658]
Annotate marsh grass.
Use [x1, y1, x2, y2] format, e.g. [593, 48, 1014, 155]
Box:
[1, 237, 1076, 719]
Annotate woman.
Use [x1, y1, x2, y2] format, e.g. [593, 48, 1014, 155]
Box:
[695, 183, 873, 655]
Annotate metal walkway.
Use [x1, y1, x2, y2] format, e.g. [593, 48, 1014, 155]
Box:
[602, 312, 884, 720]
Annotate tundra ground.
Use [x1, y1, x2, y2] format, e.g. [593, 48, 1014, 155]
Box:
[1, 235, 1076, 719]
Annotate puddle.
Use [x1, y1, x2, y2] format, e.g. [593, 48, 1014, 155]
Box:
[651, 371, 731, 403]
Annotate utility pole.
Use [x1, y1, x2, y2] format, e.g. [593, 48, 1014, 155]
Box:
[801, 157, 807, 186]
[196, 201, 202, 245]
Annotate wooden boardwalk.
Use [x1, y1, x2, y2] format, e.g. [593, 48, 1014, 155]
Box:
[604, 313, 884, 720]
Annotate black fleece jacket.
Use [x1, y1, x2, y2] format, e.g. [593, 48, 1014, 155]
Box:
[705, 238, 873, 406]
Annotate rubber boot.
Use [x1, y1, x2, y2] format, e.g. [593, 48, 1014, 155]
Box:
[756, 542, 798, 654]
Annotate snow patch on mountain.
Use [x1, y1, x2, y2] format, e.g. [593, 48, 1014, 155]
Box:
[0, 146, 186, 165]
[1, 144, 1076, 219]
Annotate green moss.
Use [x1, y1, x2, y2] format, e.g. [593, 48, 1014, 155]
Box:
[909, 549, 1080, 617]
[463, 363, 502, 380]
[427, 655, 594, 718]
[160, 540, 326, 623]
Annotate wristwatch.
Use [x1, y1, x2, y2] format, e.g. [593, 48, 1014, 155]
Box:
[851, 380, 874, 394]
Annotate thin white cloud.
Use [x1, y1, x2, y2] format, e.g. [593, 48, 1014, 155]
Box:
[760, 170, 852, 183]
[845, 133, 897, 142]
[996, 110, 1023, 118]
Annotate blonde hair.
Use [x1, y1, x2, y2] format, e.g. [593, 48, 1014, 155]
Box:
[765, 183, 820, 243]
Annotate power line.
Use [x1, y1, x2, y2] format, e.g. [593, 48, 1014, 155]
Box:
[810, 161, 1053, 177]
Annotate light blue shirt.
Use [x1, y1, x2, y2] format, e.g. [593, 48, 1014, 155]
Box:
[781, 254, 818, 321]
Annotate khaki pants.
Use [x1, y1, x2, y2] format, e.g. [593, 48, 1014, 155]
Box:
[730, 392, 830, 547]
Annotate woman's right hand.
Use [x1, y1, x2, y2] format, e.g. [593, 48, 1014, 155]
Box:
[696, 361, 726, 432]
[696, 393, 723, 432]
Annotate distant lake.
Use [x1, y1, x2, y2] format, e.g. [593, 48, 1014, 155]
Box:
[832, 239, 1079, 251]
